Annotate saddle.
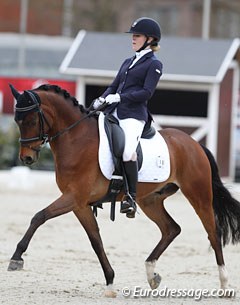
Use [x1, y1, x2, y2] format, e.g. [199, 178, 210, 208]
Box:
[91, 114, 156, 221]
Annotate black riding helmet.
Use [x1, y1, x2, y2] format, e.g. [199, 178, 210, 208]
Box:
[126, 17, 161, 51]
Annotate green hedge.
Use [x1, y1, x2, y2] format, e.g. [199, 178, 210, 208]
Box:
[0, 125, 54, 170]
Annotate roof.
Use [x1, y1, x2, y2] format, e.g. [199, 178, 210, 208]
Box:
[60, 30, 240, 83]
[0, 33, 75, 79]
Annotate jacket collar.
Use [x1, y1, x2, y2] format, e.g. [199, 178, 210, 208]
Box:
[135, 48, 152, 59]
[128, 50, 154, 69]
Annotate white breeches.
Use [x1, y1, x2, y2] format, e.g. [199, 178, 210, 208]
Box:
[113, 111, 145, 161]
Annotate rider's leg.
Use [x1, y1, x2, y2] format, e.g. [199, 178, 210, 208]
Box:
[121, 159, 138, 217]
[117, 118, 145, 218]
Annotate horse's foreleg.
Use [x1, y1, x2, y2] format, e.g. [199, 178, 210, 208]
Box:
[8, 193, 74, 271]
[139, 189, 181, 289]
[73, 206, 116, 297]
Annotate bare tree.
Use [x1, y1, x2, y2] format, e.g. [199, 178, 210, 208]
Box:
[72, 0, 119, 35]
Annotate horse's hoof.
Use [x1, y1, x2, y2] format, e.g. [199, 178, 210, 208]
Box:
[104, 285, 117, 298]
[7, 259, 24, 271]
[148, 272, 161, 289]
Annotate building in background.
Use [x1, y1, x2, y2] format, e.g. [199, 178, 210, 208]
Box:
[0, 0, 239, 39]
[60, 31, 240, 178]
[0, 0, 240, 177]
[0, 33, 76, 117]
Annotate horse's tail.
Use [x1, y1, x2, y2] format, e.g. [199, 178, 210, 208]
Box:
[201, 145, 240, 246]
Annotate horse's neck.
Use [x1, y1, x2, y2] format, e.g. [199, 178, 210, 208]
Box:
[44, 97, 83, 137]
[52, 101, 83, 128]
[48, 103, 98, 161]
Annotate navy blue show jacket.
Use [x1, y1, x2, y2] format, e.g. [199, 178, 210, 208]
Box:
[102, 51, 163, 122]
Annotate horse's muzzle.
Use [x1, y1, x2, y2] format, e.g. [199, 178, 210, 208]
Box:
[21, 155, 36, 165]
[20, 149, 39, 165]
[19, 143, 41, 165]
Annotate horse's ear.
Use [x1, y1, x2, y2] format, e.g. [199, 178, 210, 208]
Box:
[23, 90, 32, 101]
[24, 90, 40, 105]
[9, 84, 20, 100]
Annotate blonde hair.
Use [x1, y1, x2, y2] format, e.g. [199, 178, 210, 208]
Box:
[151, 44, 160, 52]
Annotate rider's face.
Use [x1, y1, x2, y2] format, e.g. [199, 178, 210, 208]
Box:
[132, 34, 146, 51]
[132, 34, 154, 52]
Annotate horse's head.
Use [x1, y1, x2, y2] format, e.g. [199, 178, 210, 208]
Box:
[10, 84, 50, 165]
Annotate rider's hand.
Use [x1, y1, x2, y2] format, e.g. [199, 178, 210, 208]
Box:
[105, 94, 121, 104]
[93, 97, 105, 109]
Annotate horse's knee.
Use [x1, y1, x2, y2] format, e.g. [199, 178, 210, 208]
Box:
[30, 210, 46, 226]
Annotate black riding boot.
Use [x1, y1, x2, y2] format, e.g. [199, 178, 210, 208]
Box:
[120, 160, 138, 218]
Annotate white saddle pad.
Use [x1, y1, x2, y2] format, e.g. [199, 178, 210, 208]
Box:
[98, 112, 170, 183]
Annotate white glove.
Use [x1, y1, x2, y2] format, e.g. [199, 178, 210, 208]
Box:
[93, 97, 105, 109]
[105, 93, 121, 104]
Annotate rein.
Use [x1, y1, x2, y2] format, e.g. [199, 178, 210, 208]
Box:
[16, 95, 107, 149]
[48, 107, 96, 142]
[48, 102, 107, 142]
[49, 100, 107, 142]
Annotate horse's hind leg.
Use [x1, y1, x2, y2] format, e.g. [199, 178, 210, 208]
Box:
[181, 183, 228, 290]
[8, 193, 74, 271]
[138, 184, 181, 289]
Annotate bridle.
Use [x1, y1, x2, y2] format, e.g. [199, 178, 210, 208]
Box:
[15, 91, 52, 152]
[15, 91, 106, 152]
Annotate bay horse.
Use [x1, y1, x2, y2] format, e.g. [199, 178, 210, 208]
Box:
[8, 84, 240, 297]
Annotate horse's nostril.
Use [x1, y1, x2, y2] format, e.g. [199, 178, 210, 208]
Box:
[22, 156, 34, 165]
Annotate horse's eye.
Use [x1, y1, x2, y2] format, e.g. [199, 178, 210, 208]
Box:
[15, 119, 22, 125]
[23, 119, 37, 127]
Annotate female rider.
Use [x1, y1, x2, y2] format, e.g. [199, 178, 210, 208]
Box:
[93, 17, 163, 218]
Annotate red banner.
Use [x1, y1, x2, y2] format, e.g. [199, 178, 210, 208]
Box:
[0, 77, 76, 114]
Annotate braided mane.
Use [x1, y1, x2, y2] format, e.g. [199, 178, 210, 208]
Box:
[35, 84, 87, 113]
